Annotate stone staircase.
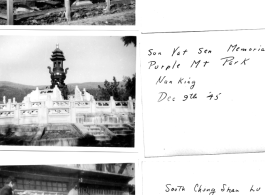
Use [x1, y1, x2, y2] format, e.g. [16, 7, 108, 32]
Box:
[30, 124, 82, 146]
[83, 125, 112, 141]
[106, 124, 134, 136]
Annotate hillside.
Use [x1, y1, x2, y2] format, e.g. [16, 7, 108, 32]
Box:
[0, 0, 135, 26]
[0, 85, 33, 103]
[67, 82, 104, 91]
[0, 81, 36, 89]
[0, 81, 105, 89]
[0, 81, 125, 103]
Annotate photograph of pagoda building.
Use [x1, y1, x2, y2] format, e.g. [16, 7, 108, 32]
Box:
[0, 164, 135, 195]
[0, 36, 136, 147]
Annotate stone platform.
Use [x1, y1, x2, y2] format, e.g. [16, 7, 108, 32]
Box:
[0, 122, 134, 146]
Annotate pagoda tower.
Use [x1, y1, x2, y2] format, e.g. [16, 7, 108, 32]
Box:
[47, 44, 69, 99]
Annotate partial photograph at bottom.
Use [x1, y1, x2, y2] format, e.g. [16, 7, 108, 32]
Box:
[0, 164, 135, 195]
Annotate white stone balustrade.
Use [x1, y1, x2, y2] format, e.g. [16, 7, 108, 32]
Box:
[48, 108, 70, 115]
[0, 85, 134, 125]
[20, 109, 38, 117]
[11, 104, 18, 110]
[75, 101, 90, 107]
[115, 101, 129, 107]
[19, 103, 26, 109]
[52, 101, 70, 107]
[0, 104, 7, 110]
[31, 102, 42, 108]
[0, 111, 14, 118]
[96, 101, 110, 107]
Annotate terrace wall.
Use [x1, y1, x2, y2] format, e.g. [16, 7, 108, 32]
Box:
[0, 96, 135, 125]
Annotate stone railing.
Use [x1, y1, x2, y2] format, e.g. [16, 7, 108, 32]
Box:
[76, 113, 135, 125]
[39, 89, 54, 94]
[0, 110, 14, 118]
[31, 102, 42, 108]
[0, 104, 7, 110]
[115, 101, 128, 107]
[96, 101, 110, 107]
[20, 109, 38, 117]
[75, 101, 90, 107]
[11, 103, 18, 110]
[48, 108, 70, 115]
[0, 96, 135, 125]
[19, 103, 26, 109]
[52, 101, 70, 107]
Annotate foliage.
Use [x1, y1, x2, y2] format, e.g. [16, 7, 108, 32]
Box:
[5, 125, 15, 137]
[97, 75, 135, 101]
[0, 125, 29, 146]
[121, 36, 137, 47]
[98, 77, 122, 100]
[61, 85, 70, 100]
[123, 74, 136, 99]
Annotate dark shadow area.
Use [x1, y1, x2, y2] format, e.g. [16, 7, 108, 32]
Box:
[77, 134, 99, 146]
[0, 125, 33, 145]
[0, 124, 134, 147]
[108, 134, 134, 147]
[77, 134, 134, 147]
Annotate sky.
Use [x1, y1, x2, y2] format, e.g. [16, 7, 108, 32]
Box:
[0, 36, 136, 86]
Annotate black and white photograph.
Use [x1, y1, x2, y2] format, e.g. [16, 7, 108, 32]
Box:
[0, 0, 135, 25]
[0, 163, 135, 195]
[3, 0, 265, 194]
[0, 34, 136, 147]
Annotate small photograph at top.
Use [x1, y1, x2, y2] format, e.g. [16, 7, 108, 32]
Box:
[0, 0, 135, 25]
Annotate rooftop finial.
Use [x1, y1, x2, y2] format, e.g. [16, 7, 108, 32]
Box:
[56, 44, 59, 49]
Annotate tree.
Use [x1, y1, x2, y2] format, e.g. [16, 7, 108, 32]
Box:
[98, 77, 121, 100]
[98, 75, 136, 101]
[124, 74, 136, 99]
[121, 36, 137, 47]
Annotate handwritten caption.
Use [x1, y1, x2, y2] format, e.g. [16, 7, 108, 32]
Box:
[165, 184, 261, 195]
[147, 44, 263, 102]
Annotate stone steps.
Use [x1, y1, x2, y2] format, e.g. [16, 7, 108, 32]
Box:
[83, 125, 111, 141]
[108, 126, 133, 136]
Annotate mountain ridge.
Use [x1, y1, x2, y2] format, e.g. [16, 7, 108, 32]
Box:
[0, 81, 105, 89]
[0, 81, 125, 103]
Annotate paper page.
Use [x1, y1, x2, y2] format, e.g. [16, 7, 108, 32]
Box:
[143, 154, 265, 195]
[141, 29, 265, 157]
[140, 0, 265, 32]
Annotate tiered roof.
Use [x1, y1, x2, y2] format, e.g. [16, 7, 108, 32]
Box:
[50, 45, 66, 61]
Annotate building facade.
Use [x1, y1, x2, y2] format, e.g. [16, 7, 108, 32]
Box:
[0, 164, 134, 195]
